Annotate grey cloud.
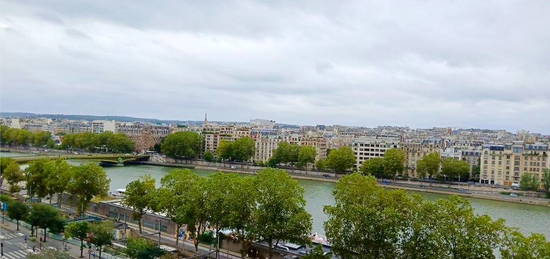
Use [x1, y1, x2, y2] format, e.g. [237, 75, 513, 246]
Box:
[1, 0, 549, 133]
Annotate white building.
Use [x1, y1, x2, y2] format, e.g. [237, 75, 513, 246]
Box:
[92, 120, 116, 133]
[352, 136, 400, 169]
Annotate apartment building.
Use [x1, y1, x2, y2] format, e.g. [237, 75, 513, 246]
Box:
[284, 134, 328, 161]
[253, 136, 281, 162]
[116, 122, 170, 151]
[91, 120, 116, 133]
[401, 142, 444, 178]
[480, 142, 549, 186]
[352, 136, 400, 169]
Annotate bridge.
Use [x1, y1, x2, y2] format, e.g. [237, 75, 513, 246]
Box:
[11, 153, 150, 164]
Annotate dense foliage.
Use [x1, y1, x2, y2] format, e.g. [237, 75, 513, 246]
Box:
[217, 137, 256, 162]
[122, 175, 156, 233]
[441, 157, 470, 181]
[416, 152, 441, 178]
[148, 168, 312, 258]
[161, 131, 202, 159]
[125, 237, 165, 259]
[61, 131, 134, 153]
[0, 126, 54, 147]
[324, 173, 550, 258]
[325, 146, 356, 173]
[269, 142, 317, 168]
[520, 173, 540, 191]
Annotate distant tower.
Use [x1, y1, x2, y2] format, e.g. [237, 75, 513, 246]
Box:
[204, 113, 208, 126]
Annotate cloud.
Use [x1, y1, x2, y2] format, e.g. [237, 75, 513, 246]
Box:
[0, 0, 549, 133]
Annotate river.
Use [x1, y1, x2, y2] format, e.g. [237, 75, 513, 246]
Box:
[80, 162, 550, 238]
[2, 152, 549, 238]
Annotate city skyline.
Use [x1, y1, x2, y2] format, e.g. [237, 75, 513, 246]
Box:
[2, 1, 550, 133]
[2, 111, 550, 136]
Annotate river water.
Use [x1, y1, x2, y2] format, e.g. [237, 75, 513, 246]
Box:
[2, 152, 549, 238]
[83, 163, 550, 238]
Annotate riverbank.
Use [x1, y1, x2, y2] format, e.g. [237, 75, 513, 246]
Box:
[135, 160, 550, 207]
[2, 148, 549, 207]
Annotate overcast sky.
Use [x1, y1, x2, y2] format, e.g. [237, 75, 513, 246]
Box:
[1, 1, 549, 133]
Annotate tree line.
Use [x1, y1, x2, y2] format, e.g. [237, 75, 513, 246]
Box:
[122, 168, 312, 258]
[1, 157, 110, 215]
[60, 131, 135, 153]
[0, 126, 55, 148]
[324, 173, 550, 258]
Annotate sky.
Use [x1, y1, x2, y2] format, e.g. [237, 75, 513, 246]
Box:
[1, 1, 549, 133]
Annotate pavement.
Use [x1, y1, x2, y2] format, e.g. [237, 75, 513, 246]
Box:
[0, 230, 27, 259]
[0, 216, 121, 259]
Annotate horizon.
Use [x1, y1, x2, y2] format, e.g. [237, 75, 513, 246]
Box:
[2, 110, 549, 135]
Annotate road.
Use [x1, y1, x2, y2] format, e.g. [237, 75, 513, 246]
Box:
[0, 229, 28, 259]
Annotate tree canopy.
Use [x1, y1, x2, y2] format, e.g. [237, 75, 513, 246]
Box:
[69, 163, 110, 215]
[217, 137, 256, 162]
[0, 126, 54, 147]
[249, 168, 312, 258]
[382, 148, 406, 178]
[441, 158, 470, 181]
[65, 221, 90, 258]
[520, 173, 540, 191]
[61, 131, 134, 153]
[325, 147, 356, 173]
[122, 175, 156, 233]
[360, 157, 385, 178]
[324, 173, 523, 258]
[416, 152, 441, 179]
[161, 131, 202, 159]
[125, 237, 165, 259]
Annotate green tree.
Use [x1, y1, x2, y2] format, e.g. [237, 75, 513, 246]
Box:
[150, 169, 206, 251]
[520, 173, 540, 191]
[501, 231, 550, 259]
[89, 221, 115, 259]
[204, 173, 238, 255]
[298, 146, 317, 169]
[3, 161, 24, 193]
[6, 200, 30, 230]
[249, 168, 312, 258]
[416, 152, 441, 179]
[302, 245, 331, 259]
[65, 221, 90, 258]
[161, 132, 202, 159]
[325, 147, 356, 173]
[44, 159, 73, 205]
[324, 173, 510, 259]
[0, 157, 17, 188]
[122, 175, 156, 233]
[125, 237, 165, 259]
[69, 163, 110, 216]
[360, 157, 385, 178]
[403, 196, 507, 258]
[441, 158, 470, 181]
[33, 131, 54, 147]
[25, 159, 50, 198]
[225, 176, 256, 256]
[217, 137, 256, 162]
[203, 151, 215, 162]
[217, 140, 234, 161]
[271, 142, 300, 165]
[26, 203, 64, 241]
[324, 173, 417, 258]
[542, 169, 550, 198]
[383, 148, 406, 179]
[232, 137, 255, 161]
[315, 159, 327, 171]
